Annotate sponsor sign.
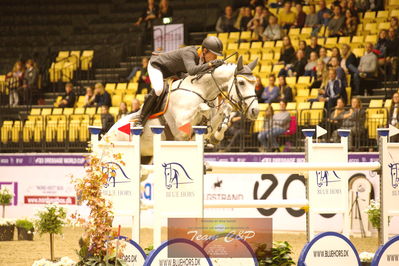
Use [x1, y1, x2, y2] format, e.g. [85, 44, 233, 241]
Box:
[298, 232, 361, 266]
[167, 218, 270, 259]
[153, 24, 184, 52]
[110, 236, 146, 266]
[372, 235, 399, 265]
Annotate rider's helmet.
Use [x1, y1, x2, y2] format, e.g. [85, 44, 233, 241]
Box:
[202, 36, 223, 56]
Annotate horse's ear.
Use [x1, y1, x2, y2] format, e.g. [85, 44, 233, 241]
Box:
[236, 55, 243, 72]
[248, 57, 258, 71]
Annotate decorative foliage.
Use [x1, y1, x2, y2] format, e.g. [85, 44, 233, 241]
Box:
[35, 204, 66, 235]
[0, 218, 16, 226]
[359, 251, 374, 262]
[0, 187, 13, 205]
[256, 241, 295, 266]
[364, 200, 382, 229]
[16, 218, 34, 231]
[72, 144, 126, 265]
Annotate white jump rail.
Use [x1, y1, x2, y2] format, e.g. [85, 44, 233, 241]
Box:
[205, 161, 381, 174]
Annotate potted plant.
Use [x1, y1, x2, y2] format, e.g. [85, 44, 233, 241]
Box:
[359, 252, 374, 266]
[0, 186, 13, 218]
[256, 241, 295, 266]
[16, 218, 34, 241]
[35, 204, 67, 261]
[0, 218, 15, 241]
[364, 199, 389, 244]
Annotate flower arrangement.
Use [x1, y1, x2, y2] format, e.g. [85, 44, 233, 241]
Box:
[0, 218, 16, 226]
[35, 204, 67, 260]
[0, 187, 14, 218]
[32, 256, 76, 266]
[16, 218, 35, 240]
[256, 241, 295, 266]
[72, 147, 126, 265]
[364, 200, 381, 229]
[359, 251, 374, 263]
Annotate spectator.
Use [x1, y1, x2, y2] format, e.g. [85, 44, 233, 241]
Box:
[262, 105, 274, 133]
[248, 5, 264, 27]
[305, 36, 322, 59]
[222, 112, 252, 151]
[340, 0, 349, 12]
[298, 40, 308, 53]
[335, 97, 365, 145]
[389, 92, 399, 141]
[261, 8, 273, 28]
[94, 83, 112, 107]
[330, 47, 342, 62]
[340, 44, 358, 75]
[249, 0, 263, 10]
[136, 57, 151, 94]
[352, 42, 378, 95]
[391, 17, 399, 35]
[310, 59, 328, 88]
[327, 97, 346, 134]
[134, 0, 159, 30]
[329, 56, 347, 88]
[131, 98, 141, 113]
[234, 7, 245, 30]
[347, 0, 359, 15]
[317, 0, 332, 27]
[279, 49, 307, 77]
[255, 75, 265, 100]
[304, 51, 319, 76]
[294, 3, 306, 28]
[117, 102, 128, 120]
[305, 5, 318, 29]
[101, 106, 115, 135]
[319, 47, 330, 64]
[240, 7, 253, 30]
[375, 29, 389, 65]
[262, 16, 283, 41]
[216, 5, 237, 33]
[23, 59, 39, 106]
[83, 86, 96, 107]
[258, 74, 279, 103]
[356, 0, 370, 12]
[58, 82, 76, 108]
[278, 36, 296, 65]
[158, 0, 173, 19]
[248, 6, 265, 37]
[257, 100, 291, 152]
[386, 28, 399, 78]
[327, 4, 345, 37]
[6, 61, 24, 107]
[278, 76, 294, 102]
[278, 1, 297, 29]
[320, 68, 345, 111]
[342, 9, 358, 36]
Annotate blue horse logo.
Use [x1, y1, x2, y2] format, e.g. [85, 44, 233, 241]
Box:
[316, 171, 341, 187]
[102, 162, 131, 188]
[388, 163, 399, 189]
[162, 162, 193, 189]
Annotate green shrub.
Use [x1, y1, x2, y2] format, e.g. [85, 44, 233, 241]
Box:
[16, 219, 34, 231]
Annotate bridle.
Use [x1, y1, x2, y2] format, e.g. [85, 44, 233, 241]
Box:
[210, 69, 257, 116]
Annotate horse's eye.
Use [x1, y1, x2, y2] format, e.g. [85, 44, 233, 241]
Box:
[238, 81, 245, 86]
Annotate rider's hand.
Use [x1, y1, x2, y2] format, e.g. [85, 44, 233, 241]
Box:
[209, 59, 224, 68]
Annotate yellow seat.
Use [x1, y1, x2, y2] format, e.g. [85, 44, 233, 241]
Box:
[68, 120, 80, 142]
[364, 24, 378, 35]
[376, 10, 389, 20]
[85, 107, 97, 116]
[365, 34, 378, 43]
[105, 83, 116, 94]
[56, 51, 69, 61]
[367, 112, 387, 139]
[41, 108, 52, 116]
[300, 27, 312, 38]
[369, 99, 383, 108]
[240, 31, 252, 41]
[351, 35, 364, 44]
[271, 103, 281, 112]
[81, 50, 94, 70]
[272, 64, 284, 74]
[378, 22, 390, 30]
[52, 108, 63, 115]
[363, 11, 376, 21]
[23, 120, 36, 142]
[286, 102, 297, 116]
[63, 108, 74, 116]
[30, 108, 41, 115]
[136, 94, 145, 104]
[384, 99, 392, 109]
[11, 121, 22, 143]
[353, 48, 365, 57]
[295, 89, 310, 103]
[286, 77, 297, 87]
[325, 37, 338, 48]
[390, 9, 399, 17]
[339, 36, 351, 44]
[260, 64, 272, 73]
[124, 94, 135, 108]
[228, 32, 240, 43]
[116, 83, 127, 91]
[297, 102, 311, 126]
[112, 94, 123, 107]
[251, 42, 263, 50]
[74, 107, 85, 115]
[226, 42, 239, 54]
[1, 121, 13, 144]
[310, 88, 319, 97]
[289, 28, 300, 36]
[258, 103, 270, 112]
[127, 82, 138, 94]
[238, 42, 251, 54]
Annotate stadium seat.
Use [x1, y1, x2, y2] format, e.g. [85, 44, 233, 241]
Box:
[325, 37, 338, 48]
[1, 121, 13, 144]
[76, 96, 85, 107]
[300, 27, 312, 38]
[226, 43, 239, 55]
[364, 24, 378, 35]
[384, 99, 392, 109]
[41, 108, 52, 116]
[240, 31, 252, 41]
[52, 108, 63, 115]
[228, 32, 240, 43]
[297, 102, 311, 126]
[105, 83, 116, 94]
[116, 83, 127, 91]
[353, 48, 365, 57]
[369, 99, 383, 108]
[12, 121, 21, 143]
[339, 36, 351, 44]
[238, 42, 251, 54]
[363, 11, 376, 22]
[351, 35, 364, 44]
[295, 89, 309, 102]
[378, 22, 390, 30]
[309, 101, 325, 125]
[63, 108, 74, 116]
[286, 102, 297, 116]
[30, 108, 41, 115]
[112, 94, 123, 107]
[81, 50, 94, 71]
[124, 94, 135, 107]
[85, 107, 97, 116]
[127, 82, 138, 95]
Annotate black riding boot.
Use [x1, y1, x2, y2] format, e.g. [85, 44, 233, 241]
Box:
[135, 90, 158, 126]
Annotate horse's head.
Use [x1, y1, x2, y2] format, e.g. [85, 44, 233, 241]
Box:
[213, 56, 259, 120]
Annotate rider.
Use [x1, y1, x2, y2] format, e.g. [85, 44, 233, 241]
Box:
[135, 36, 224, 126]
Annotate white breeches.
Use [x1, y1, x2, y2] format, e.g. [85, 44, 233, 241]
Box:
[148, 62, 164, 96]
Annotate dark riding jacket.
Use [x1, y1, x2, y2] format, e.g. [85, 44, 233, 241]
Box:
[150, 46, 211, 78]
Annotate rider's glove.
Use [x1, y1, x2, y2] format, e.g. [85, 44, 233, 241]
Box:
[209, 59, 224, 68]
